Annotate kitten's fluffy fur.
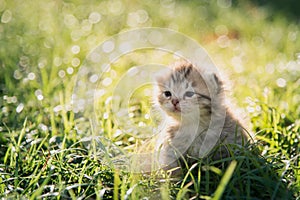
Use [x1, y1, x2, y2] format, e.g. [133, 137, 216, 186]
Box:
[153, 61, 253, 171]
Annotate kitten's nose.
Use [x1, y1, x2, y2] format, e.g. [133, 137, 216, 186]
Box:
[171, 99, 179, 106]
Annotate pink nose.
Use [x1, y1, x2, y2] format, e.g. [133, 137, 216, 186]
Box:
[171, 99, 179, 106]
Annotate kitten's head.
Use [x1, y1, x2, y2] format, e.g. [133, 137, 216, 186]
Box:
[154, 61, 223, 121]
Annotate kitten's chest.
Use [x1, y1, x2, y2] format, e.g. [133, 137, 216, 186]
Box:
[171, 124, 206, 155]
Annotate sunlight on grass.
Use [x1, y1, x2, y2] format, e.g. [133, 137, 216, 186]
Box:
[0, 0, 299, 199]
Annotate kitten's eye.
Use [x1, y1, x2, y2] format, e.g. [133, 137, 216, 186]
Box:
[163, 91, 172, 98]
[184, 91, 195, 98]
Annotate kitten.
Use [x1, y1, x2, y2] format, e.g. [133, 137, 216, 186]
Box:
[153, 61, 253, 172]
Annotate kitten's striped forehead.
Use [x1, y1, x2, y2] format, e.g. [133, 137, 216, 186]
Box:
[156, 61, 208, 94]
[168, 63, 195, 88]
[171, 64, 193, 82]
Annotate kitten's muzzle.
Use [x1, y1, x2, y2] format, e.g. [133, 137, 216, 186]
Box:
[171, 99, 181, 112]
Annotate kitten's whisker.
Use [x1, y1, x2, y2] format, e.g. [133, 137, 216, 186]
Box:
[195, 93, 211, 101]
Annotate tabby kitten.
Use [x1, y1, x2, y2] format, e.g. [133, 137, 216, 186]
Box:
[153, 61, 252, 171]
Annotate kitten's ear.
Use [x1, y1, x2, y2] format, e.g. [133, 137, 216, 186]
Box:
[209, 73, 224, 94]
[153, 67, 171, 83]
[154, 72, 164, 83]
[153, 72, 164, 85]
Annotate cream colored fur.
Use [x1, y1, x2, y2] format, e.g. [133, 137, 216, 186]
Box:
[153, 61, 253, 172]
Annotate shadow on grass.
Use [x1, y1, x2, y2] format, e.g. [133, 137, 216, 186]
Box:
[171, 143, 296, 200]
[234, 0, 300, 21]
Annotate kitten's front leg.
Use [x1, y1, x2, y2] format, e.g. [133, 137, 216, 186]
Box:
[155, 140, 185, 177]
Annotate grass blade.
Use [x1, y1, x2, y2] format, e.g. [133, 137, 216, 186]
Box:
[212, 160, 237, 200]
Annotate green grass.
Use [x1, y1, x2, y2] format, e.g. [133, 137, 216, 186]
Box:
[1, 0, 300, 199]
